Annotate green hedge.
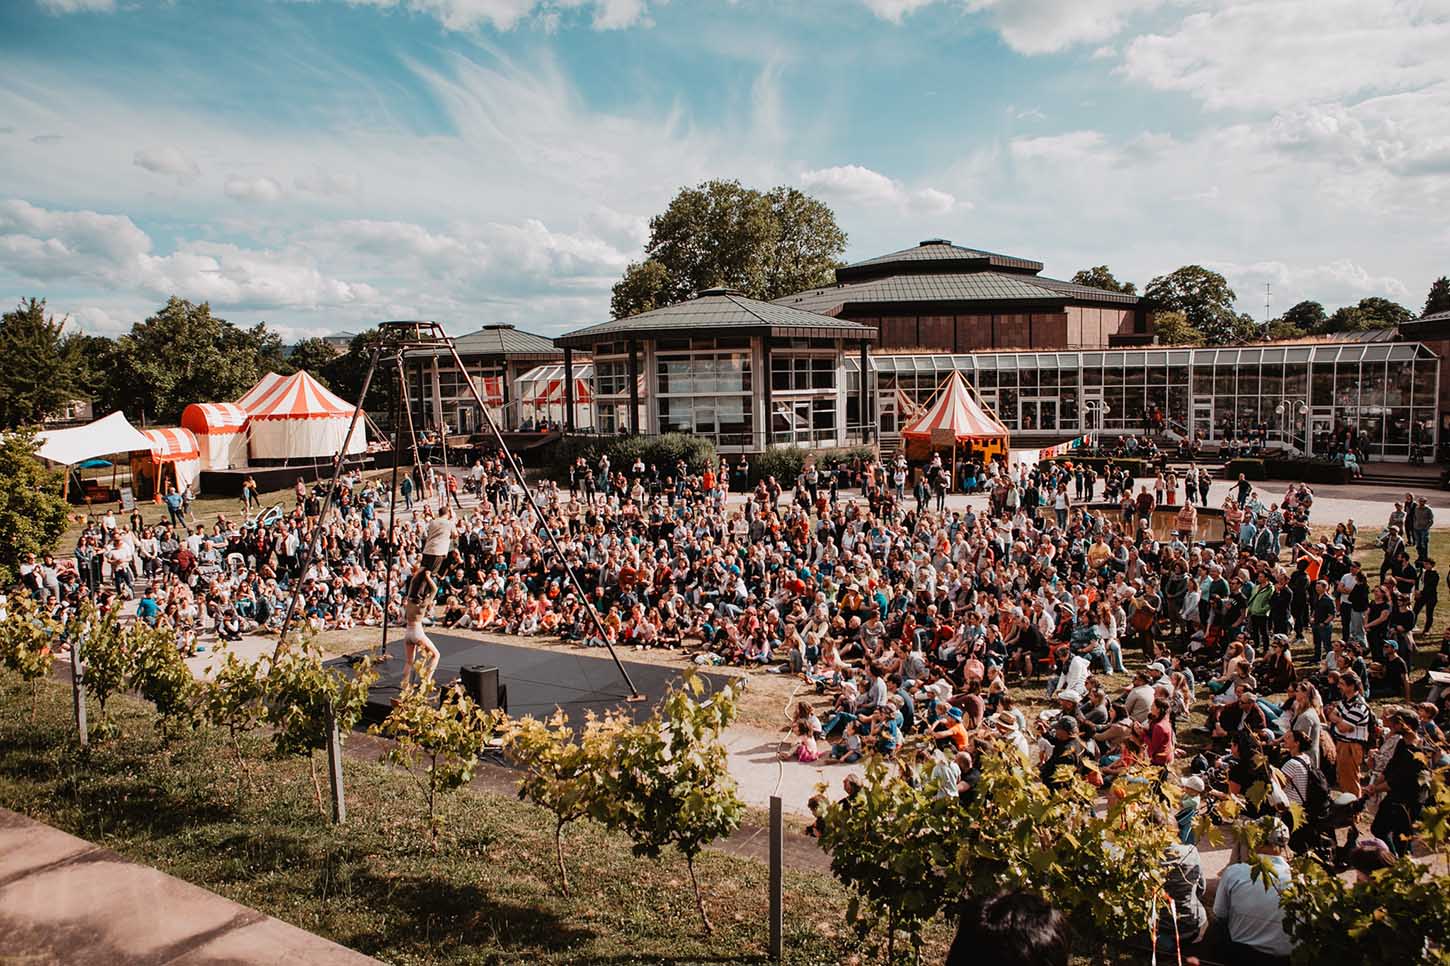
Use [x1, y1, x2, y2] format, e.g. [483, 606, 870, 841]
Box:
[747, 445, 877, 488]
[549, 434, 718, 482]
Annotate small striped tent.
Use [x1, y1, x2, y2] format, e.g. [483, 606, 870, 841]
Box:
[900, 370, 1010, 462]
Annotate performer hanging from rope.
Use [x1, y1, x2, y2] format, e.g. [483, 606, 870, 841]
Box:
[398, 561, 440, 692]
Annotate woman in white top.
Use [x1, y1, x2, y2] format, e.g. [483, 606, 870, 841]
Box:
[1286, 681, 1324, 769]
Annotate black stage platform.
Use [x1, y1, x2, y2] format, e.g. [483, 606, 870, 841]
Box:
[329, 632, 730, 729]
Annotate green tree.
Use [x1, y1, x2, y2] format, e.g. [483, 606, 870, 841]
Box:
[609, 179, 846, 318]
[286, 338, 343, 389]
[1279, 767, 1450, 965]
[504, 708, 623, 895]
[108, 298, 290, 423]
[373, 679, 498, 847]
[1145, 266, 1243, 345]
[69, 333, 121, 411]
[320, 329, 387, 415]
[595, 673, 745, 933]
[1279, 300, 1327, 334]
[0, 298, 85, 428]
[260, 646, 376, 819]
[1322, 296, 1415, 334]
[69, 603, 133, 740]
[1069, 265, 1137, 295]
[129, 622, 198, 740]
[0, 431, 69, 587]
[0, 592, 62, 719]
[1425, 276, 1450, 317]
[1151, 309, 1204, 346]
[198, 650, 267, 793]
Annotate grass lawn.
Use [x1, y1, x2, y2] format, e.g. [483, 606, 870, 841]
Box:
[0, 674, 927, 966]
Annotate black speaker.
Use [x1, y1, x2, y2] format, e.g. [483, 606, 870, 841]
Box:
[460, 664, 502, 712]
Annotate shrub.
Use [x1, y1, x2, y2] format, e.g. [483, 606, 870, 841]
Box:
[68, 604, 132, 740]
[550, 433, 717, 482]
[504, 708, 625, 894]
[198, 650, 267, 792]
[373, 679, 500, 847]
[0, 593, 61, 720]
[594, 673, 744, 933]
[129, 622, 197, 740]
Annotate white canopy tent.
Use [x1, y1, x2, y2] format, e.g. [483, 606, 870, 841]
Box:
[35, 410, 155, 466]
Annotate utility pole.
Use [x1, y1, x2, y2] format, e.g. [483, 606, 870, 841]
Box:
[1265, 282, 1272, 326]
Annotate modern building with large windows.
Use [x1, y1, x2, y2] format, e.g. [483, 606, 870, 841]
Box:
[407, 323, 565, 433]
[855, 336, 1439, 459]
[554, 287, 877, 451]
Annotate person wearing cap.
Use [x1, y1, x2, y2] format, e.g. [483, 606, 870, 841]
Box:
[1212, 817, 1294, 964]
[1038, 714, 1085, 789]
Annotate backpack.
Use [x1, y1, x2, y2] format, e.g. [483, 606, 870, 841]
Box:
[1301, 755, 1331, 820]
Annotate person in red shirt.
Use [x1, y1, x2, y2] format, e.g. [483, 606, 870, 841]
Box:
[1145, 696, 1175, 767]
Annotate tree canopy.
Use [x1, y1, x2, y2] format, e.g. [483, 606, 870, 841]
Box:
[0, 299, 86, 429]
[1144, 266, 1255, 345]
[105, 298, 289, 424]
[1069, 265, 1137, 296]
[0, 431, 69, 586]
[286, 338, 344, 390]
[1150, 309, 1203, 346]
[1424, 276, 1450, 317]
[609, 180, 846, 319]
[1322, 296, 1415, 334]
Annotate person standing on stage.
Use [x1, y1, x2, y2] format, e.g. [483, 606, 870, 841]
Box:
[421, 505, 454, 573]
[400, 563, 440, 691]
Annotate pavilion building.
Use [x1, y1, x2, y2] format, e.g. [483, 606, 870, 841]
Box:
[776, 239, 1152, 351]
[408, 323, 565, 434]
[554, 288, 877, 451]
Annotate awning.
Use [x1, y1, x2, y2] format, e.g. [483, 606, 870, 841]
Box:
[141, 427, 200, 462]
[182, 402, 248, 435]
[34, 411, 155, 466]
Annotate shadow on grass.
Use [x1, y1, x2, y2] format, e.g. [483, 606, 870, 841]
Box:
[336, 868, 597, 956]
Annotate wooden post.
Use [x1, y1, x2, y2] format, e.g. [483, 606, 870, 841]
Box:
[325, 700, 346, 824]
[563, 347, 575, 433]
[71, 628, 87, 748]
[769, 795, 783, 961]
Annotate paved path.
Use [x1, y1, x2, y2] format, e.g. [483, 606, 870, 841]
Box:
[0, 807, 380, 966]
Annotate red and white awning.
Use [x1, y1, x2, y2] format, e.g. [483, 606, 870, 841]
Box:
[901, 370, 1009, 443]
[142, 427, 200, 462]
[237, 370, 354, 421]
[181, 402, 248, 435]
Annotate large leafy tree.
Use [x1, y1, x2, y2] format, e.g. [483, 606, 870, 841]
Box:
[1423, 276, 1450, 317]
[320, 328, 387, 415]
[286, 338, 343, 389]
[1144, 265, 1245, 345]
[1069, 265, 1137, 295]
[0, 298, 86, 429]
[609, 180, 846, 318]
[1275, 300, 1327, 337]
[0, 431, 69, 586]
[107, 298, 289, 424]
[1151, 309, 1204, 346]
[1322, 296, 1415, 334]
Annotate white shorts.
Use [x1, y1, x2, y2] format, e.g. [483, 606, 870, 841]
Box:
[403, 621, 428, 645]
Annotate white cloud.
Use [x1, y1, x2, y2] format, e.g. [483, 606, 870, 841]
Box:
[1119, 0, 1450, 112]
[800, 164, 958, 214]
[861, 0, 1162, 54]
[38, 0, 114, 12]
[133, 146, 201, 183]
[294, 169, 359, 196]
[1009, 130, 1108, 162]
[1207, 258, 1412, 313]
[224, 175, 285, 203]
[342, 0, 653, 31]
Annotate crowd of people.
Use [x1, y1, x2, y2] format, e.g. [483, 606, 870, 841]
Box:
[9, 439, 1448, 965]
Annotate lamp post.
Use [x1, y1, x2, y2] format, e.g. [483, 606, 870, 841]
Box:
[1082, 400, 1110, 441]
[1273, 399, 1308, 453]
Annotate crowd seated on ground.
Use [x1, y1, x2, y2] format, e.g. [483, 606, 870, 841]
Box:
[10, 440, 1450, 964]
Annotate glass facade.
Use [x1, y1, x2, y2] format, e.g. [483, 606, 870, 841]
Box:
[655, 337, 754, 447]
[855, 341, 1439, 460]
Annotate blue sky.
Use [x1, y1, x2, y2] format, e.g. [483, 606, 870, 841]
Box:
[1, 0, 1447, 339]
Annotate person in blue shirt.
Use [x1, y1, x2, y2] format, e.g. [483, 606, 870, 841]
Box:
[135, 588, 159, 626]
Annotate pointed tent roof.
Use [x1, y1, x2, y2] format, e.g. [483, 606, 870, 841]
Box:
[237, 370, 355, 421]
[901, 370, 1009, 443]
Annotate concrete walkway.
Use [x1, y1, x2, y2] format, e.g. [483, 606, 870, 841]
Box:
[0, 807, 380, 966]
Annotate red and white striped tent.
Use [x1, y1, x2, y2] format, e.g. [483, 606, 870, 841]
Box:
[900, 370, 1010, 461]
[131, 427, 202, 499]
[236, 370, 366, 461]
[181, 402, 249, 470]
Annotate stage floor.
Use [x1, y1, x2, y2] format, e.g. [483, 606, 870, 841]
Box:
[329, 633, 730, 729]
